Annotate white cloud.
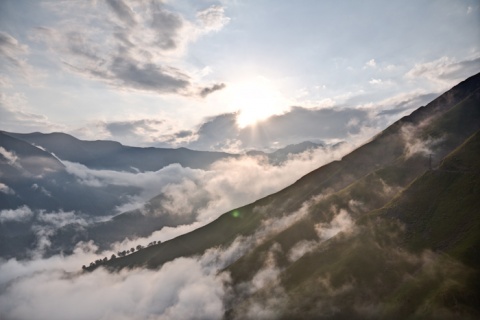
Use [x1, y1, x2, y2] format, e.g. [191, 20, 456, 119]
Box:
[315, 209, 354, 240]
[365, 58, 376, 68]
[0, 206, 33, 223]
[405, 55, 480, 88]
[63, 143, 353, 222]
[0, 32, 29, 74]
[0, 182, 14, 195]
[197, 6, 231, 32]
[287, 239, 317, 262]
[0, 247, 229, 320]
[0, 92, 63, 133]
[37, 210, 88, 229]
[0, 146, 18, 166]
[400, 124, 443, 158]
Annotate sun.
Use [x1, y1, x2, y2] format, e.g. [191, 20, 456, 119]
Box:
[226, 76, 289, 128]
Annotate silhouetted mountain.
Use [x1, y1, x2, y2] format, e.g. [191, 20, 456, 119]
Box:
[0, 130, 337, 259]
[93, 73, 480, 319]
[7, 131, 237, 172]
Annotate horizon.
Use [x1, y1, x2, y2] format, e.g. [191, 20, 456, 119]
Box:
[1, 0, 479, 152]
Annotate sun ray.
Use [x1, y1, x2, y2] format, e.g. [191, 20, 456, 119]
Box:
[225, 76, 289, 128]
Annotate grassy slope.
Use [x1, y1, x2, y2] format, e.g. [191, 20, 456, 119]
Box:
[383, 130, 480, 267]
[226, 131, 480, 320]
[225, 86, 480, 284]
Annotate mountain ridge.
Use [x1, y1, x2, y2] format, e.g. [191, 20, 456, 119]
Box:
[94, 72, 480, 274]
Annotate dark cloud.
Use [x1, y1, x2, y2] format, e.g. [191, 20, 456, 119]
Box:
[187, 113, 239, 151]
[106, 0, 137, 27]
[174, 130, 194, 138]
[104, 119, 165, 137]
[31, 2, 229, 96]
[199, 83, 226, 97]
[377, 92, 438, 116]
[257, 106, 371, 140]
[150, 5, 184, 50]
[110, 57, 190, 93]
[182, 106, 374, 151]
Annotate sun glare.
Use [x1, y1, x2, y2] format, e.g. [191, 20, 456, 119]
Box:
[227, 77, 288, 128]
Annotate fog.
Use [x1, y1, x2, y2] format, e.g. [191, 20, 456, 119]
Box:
[0, 195, 321, 320]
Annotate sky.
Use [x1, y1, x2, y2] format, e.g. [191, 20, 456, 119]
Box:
[0, 0, 479, 152]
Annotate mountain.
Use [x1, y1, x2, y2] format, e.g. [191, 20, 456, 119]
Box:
[0, 132, 149, 258]
[90, 73, 480, 318]
[0, 131, 134, 215]
[0, 129, 341, 259]
[6, 131, 237, 172]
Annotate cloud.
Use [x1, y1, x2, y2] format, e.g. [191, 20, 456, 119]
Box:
[197, 5, 231, 32]
[376, 91, 439, 116]
[0, 92, 62, 133]
[31, 2, 230, 96]
[48, 143, 354, 258]
[179, 106, 376, 152]
[69, 99, 387, 153]
[315, 209, 354, 240]
[62, 142, 352, 225]
[105, 0, 137, 27]
[406, 55, 480, 87]
[286, 207, 355, 263]
[0, 206, 33, 223]
[0, 146, 18, 166]
[0, 243, 230, 320]
[0, 31, 29, 75]
[0, 182, 14, 195]
[31, 183, 52, 197]
[2, 205, 309, 320]
[199, 82, 226, 97]
[400, 124, 442, 158]
[37, 210, 87, 229]
[104, 119, 165, 139]
[368, 78, 394, 86]
[364, 58, 376, 68]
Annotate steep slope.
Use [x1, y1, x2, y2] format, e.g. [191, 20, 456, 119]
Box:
[225, 130, 479, 319]
[96, 72, 480, 272]
[382, 130, 480, 268]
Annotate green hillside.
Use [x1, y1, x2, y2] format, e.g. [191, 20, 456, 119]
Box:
[83, 73, 480, 318]
[92, 72, 480, 273]
[230, 129, 479, 320]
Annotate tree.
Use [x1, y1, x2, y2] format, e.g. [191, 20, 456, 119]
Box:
[110, 254, 117, 260]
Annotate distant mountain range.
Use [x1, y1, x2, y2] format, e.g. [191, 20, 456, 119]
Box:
[0, 129, 328, 258]
[90, 73, 480, 318]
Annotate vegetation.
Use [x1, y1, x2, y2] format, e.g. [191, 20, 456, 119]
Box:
[80, 73, 480, 318]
